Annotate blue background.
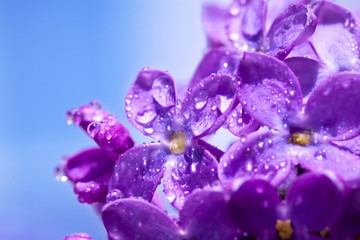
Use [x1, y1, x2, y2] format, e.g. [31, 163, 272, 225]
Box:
[0, 0, 357, 239]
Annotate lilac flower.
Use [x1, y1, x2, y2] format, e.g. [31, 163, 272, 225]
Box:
[59, 102, 134, 204]
[108, 69, 236, 209]
[63, 233, 93, 240]
[219, 52, 360, 187]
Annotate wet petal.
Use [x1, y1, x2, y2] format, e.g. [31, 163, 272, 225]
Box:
[311, 1, 360, 72]
[163, 145, 218, 209]
[229, 178, 281, 235]
[102, 198, 181, 240]
[181, 73, 236, 138]
[266, 4, 317, 60]
[235, 52, 302, 130]
[179, 189, 238, 240]
[63, 233, 93, 240]
[189, 48, 240, 88]
[74, 173, 111, 204]
[197, 139, 224, 161]
[330, 188, 360, 240]
[286, 172, 343, 232]
[219, 131, 293, 186]
[305, 72, 360, 141]
[64, 148, 113, 183]
[109, 143, 169, 202]
[126, 69, 176, 142]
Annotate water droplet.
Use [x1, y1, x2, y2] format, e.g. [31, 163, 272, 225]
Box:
[194, 91, 208, 110]
[106, 189, 124, 202]
[144, 127, 154, 134]
[135, 109, 156, 125]
[55, 165, 68, 182]
[240, 136, 247, 143]
[314, 150, 326, 160]
[66, 109, 77, 125]
[87, 122, 100, 138]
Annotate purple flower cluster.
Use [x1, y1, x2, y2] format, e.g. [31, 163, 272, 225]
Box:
[59, 0, 360, 239]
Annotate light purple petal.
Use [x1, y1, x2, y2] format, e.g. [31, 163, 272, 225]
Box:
[266, 4, 317, 60]
[74, 173, 111, 204]
[219, 131, 293, 186]
[305, 72, 360, 141]
[63, 233, 93, 240]
[126, 69, 176, 142]
[236, 52, 302, 130]
[229, 178, 281, 235]
[311, 1, 360, 72]
[109, 143, 169, 202]
[189, 48, 240, 88]
[102, 198, 181, 240]
[64, 148, 113, 183]
[179, 189, 238, 240]
[286, 172, 343, 232]
[163, 145, 218, 209]
[181, 73, 236, 138]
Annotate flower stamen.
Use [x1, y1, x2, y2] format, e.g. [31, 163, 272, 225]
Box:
[275, 220, 293, 240]
[287, 130, 312, 146]
[169, 132, 186, 154]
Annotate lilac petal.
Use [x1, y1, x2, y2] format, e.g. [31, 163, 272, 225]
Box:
[236, 52, 302, 130]
[74, 173, 111, 204]
[189, 48, 240, 88]
[311, 1, 360, 72]
[266, 4, 317, 60]
[63, 233, 93, 240]
[197, 139, 224, 161]
[287, 40, 319, 60]
[109, 143, 169, 202]
[219, 131, 292, 186]
[285, 57, 320, 97]
[305, 72, 360, 141]
[64, 148, 113, 183]
[126, 69, 176, 142]
[163, 145, 218, 209]
[286, 172, 343, 232]
[330, 188, 360, 240]
[102, 198, 181, 240]
[179, 189, 238, 240]
[181, 73, 236, 138]
[229, 178, 281, 235]
[90, 115, 134, 161]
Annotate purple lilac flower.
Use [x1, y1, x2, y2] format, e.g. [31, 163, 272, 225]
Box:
[108, 69, 236, 209]
[63, 233, 93, 240]
[219, 52, 360, 187]
[59, 102, 134, 204]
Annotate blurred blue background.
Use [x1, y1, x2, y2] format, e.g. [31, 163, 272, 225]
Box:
[0, 0, 358, 239]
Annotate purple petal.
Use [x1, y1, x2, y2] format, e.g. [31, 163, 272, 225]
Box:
[126, 69, 176, 142]
[286, 172, 343, 232]
[236, 52, 302, 130]
[181, 73, 236, 138]
[189, 48, 240, 88]
[102, 198, 181, 240]
[305, 72, 360, 141]
[330, 188, 360, 240]
[197, 139, 224, 161]
[266, 4, 317, 60]
[163, 145, 218, 209]
[311, 1, 360, 72]
[109, 143, 169, 202]
[64, 148, 113, 183]
[63, 233, 93, 240]
[179, 189, 238, 240]
[229, 178, 281, 235]
[287, 40, 319, 60]
[219, 131, 293, 186]
[74, 173, 111, 204]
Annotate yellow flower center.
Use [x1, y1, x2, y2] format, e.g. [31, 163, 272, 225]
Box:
[275, 220, 294, 240]
[287, 130, 312, 146]
[169, 132, 186, 154]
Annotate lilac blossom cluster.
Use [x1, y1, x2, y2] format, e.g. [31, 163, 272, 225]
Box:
[59, 0, 360, 239]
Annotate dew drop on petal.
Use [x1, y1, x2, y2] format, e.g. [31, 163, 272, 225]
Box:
[135, 108, 157, 125]
[87, 122, 100, 138]
[106, 189, 124, 202]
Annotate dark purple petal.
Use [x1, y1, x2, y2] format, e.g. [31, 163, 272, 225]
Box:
[64, 148, 113, 183]
[181, 73, 236, 138]
[74, 173, 111, 204]
[189, 48, 240, 88]
[163, 145, 218, 209]
[286, 172, 343, 232]
[285, 57, 321, 97]
[179, 189, 238, 240]
[109, 143, 169, 202]
[330, 188, 360, 240]
[305, 72, 360, 141]
[102, 198, 181, 240]
[266, 4, 317, 60]
[126, 69, 176, 142]
[89, 115, 134, 161]
[333, 134, 360, 156]
[287, 40, 319, 60]
[236, 52, 302, 130]
[197, 139, 224, 161]
[219, 131, 293, 186]
[311, 1, 360, 72]
[63, 233, 93, 240]
[229, 178, 281, 235]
